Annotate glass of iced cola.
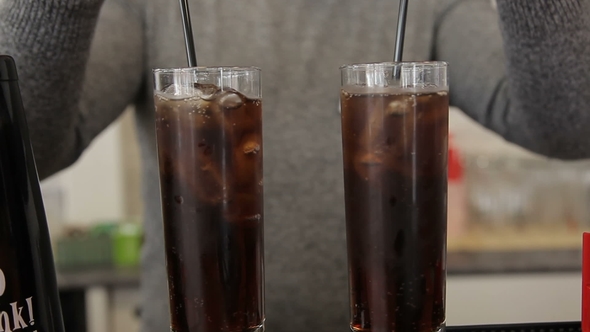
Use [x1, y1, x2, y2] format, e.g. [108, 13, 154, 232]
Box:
[153, 67, 264, 332]
[340, 62, 449, 332]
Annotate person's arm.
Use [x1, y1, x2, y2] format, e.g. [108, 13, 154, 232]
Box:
[0, 0, 144, 179]
[434, 0, 590, 159]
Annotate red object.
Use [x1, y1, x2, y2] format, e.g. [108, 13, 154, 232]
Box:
[448, 136, 464, 181]
[583, 232, 590, 332]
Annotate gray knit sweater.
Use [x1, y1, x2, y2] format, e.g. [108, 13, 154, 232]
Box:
[1, 0, 590, 331]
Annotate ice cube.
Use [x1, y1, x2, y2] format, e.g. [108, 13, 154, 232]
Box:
[225, 193, 261, 223]
[386, 95, 416, 115]
[243, 141, 260, 155]
[194, 83, 220, 100]
[244, 214, 261, 222]
[416, 93, 433, 103]
[358, 153, 383, 166]
[193, 160, 224, 205]
[414, 91, 448, 127]
[233, 134, 262, 190]
[353, 152, 385, 183]
[219, 91, 244, 110]
[159, 83, 199, 100]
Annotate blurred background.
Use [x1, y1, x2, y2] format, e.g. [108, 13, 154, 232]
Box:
[42, 105, 589, 332]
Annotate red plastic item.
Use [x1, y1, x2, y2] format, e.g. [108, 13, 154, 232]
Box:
[448, 136, 464, 181]
[583, 232, 590, 332]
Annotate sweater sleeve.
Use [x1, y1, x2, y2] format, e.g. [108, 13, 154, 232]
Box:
[434, 0, 590, 159]
[0, 0, 144, 179]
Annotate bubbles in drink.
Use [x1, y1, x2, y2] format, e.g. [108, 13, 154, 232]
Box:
[192, 99, 222, 131]
[155, 82, 264, 332]
[341, 86, 448, 332]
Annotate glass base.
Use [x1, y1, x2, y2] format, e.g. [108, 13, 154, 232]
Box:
[249, 324, 265, 332]
[171, 322, 264, 332]
[350, 322, 446, 332]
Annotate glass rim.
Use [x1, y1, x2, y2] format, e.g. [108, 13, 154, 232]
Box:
[339, 61, 448, 71]
[153, 66, 261, 74]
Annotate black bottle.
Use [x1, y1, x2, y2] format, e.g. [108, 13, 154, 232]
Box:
[0, 55, 65, 331]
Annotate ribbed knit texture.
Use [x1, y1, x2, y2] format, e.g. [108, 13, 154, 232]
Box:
[0, 0, 105, 178]
[495, 0, 590, 158]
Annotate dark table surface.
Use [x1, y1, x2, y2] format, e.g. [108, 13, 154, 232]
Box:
[56, 249, 583, 289]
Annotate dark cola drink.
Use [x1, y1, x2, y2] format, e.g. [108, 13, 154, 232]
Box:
[340, 80, 448, 332]
[154, 68, 264, 332]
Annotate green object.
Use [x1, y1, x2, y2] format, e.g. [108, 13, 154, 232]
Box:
[90, 222, 119, 236]
[112, 222, 142, 267]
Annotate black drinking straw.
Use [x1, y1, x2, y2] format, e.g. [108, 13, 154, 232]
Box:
[393, 0, 409, 78]
[179, 0, 197, 67]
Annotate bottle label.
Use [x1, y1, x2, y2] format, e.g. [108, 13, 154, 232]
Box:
[0, 268, 37, 332]
[0, 269, 5, 296]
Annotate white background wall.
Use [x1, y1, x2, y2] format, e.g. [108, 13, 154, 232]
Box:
[447, 273, 581, 326]
[41, 119, 125, 226]
[39, 108, 143, 234]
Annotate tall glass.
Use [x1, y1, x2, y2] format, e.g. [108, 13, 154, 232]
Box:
[340, 62, 449, 332]
[153, 67, 264, 332]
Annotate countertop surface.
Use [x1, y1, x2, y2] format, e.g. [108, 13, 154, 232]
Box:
[57, 266, 140, 290]
[56, 249, 582, 289]
[446, 249, 581, 275]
